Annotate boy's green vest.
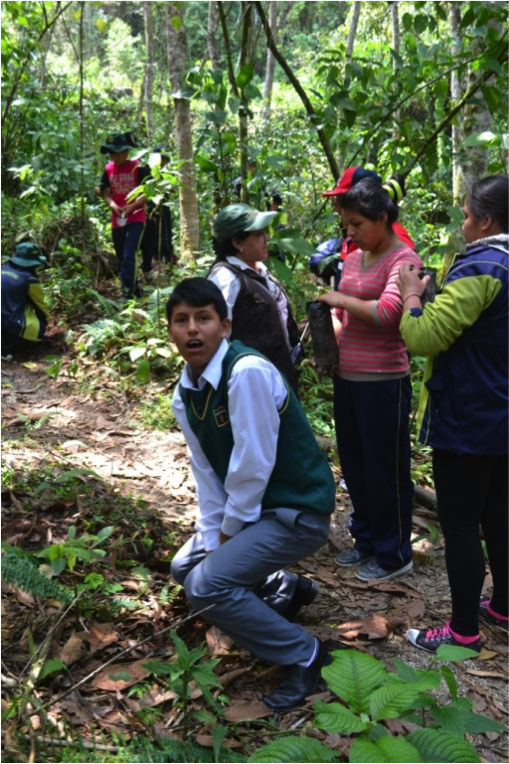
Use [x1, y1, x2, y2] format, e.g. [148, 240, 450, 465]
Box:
[181, 341, 335, 516]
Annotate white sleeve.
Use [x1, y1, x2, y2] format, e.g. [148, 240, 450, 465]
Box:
[208, 267, 241, 322]
[172, 386, 228, 551]
[221, 356, 287, 538]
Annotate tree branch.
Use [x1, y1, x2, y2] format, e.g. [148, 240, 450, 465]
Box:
[254, 0, 340, 180]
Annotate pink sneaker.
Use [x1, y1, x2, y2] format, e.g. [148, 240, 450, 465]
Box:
[406, 622, 481, 654]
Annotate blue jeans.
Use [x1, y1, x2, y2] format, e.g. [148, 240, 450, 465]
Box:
[333, 375, 413, 570]
[112, 222, 143, 298]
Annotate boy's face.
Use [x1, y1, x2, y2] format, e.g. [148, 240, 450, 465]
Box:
[109, 149, 130, 165]
[168, 302, 230, 376]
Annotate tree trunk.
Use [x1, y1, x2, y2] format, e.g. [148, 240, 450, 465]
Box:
[450, 3, 464, 205]
[261, 1, 278, 125]
[144, 1, 155, 143]
[391, 1, 400, 138]
[238, 3, 253, 201]
[166, 4, 200, 259]
[207, 0, 220, 70]
[346, 1, 361, 60]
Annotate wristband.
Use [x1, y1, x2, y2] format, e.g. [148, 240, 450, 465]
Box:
[403, 294, 422, 303]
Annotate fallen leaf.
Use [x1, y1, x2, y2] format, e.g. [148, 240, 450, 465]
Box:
[206, 625, 235, 655]
[87, 623, 120, 654]
[91, 660, 149, 691]
[465, 669, 506, 680]
[223, 700, 271, 722]
[195, 734, 243, 748]
[140, 688, 178, 707]
[218, 667, 250, 686]
[15, 589, 35, 607]
[407, 600, 426, 618]
[335, 614, 406, 640]
[59, 634, 88, 665]
[477, 648, 499, 660]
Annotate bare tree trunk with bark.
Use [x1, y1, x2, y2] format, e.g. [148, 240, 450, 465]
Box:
[207, 0, 220, 70]
[346, 1, 361, 60]
[262, 1, 278, 125]
[166, 4, 200, 259]
[391, 1, 400, 138]
[144, 1, 155, 143]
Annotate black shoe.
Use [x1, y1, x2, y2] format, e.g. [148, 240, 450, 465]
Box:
[283, 576, 319, 621]
[264, 640, 332, 711]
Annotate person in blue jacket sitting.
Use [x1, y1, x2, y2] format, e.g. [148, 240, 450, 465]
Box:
[1, 242, 50, 358]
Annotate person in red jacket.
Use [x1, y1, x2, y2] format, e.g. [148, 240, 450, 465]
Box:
[99, 131, 150, 300]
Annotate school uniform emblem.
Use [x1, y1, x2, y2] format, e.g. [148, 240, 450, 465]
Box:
[213, 406, 229, 427]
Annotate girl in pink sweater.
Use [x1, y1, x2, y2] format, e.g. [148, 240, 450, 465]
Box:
[320, 177, 421, 582]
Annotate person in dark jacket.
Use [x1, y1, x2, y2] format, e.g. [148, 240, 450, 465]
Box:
[207, 203, 300, 394]
[1, 242, 49, 357]
[139, 147, 175, 279]
[398, 175, 509, 653]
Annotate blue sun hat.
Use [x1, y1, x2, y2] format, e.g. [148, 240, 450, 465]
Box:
[10, 242, 47, 268]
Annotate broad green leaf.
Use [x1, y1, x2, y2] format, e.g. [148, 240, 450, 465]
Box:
[277, 238, 315, 256]
[436, 644, 480, 661]
[142, 660, 174, 676]
[350, 733, 423, 763]
[192, 662, 223, 689]
[39, 659, 67, 679]
[196, 155, 220, 173]
[459, 7, 476, 28]
[440, 665, 457, 700]
[51, 558, 67, 576]
[137, 359, 151, 384]
[96, 18, 107, 33]
[407, 728, 481, 762]
[96, 526, 115, 544]
[129, 346, 146, 362]
[171, 15, 181, 32]
[213, 724, 228, 762]
[460, 710, 506, 734]
[84, 572, 104, 590]
[248, 736, 338, 762]
[193, 709, 216, 724]
[369, 681, 435, 721]
[236, 61, 255, 89]
[314, 699, 367, 734]
[392, 658, 419, 683]
[322, 650, 387, 715]
[485, 58, 504, 76]
[431, 705, 466, 736]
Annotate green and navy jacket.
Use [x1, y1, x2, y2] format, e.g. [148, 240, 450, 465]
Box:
[181, 341, 336, 515]
[1, 262, 49, 341]
[400, 235, 508, 454]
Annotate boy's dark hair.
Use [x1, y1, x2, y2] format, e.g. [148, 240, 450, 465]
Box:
[467, 176, 508, 233]
[166, 277, 228, 323]
[340, 175, 406, 227]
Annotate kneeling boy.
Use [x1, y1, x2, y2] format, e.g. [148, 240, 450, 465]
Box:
[167, 278, 335, 710]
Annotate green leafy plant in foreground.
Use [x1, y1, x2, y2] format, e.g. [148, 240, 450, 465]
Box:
[249, 648, 505, 763]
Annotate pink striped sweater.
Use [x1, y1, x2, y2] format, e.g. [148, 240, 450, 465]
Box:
[334, 245, 422, 378]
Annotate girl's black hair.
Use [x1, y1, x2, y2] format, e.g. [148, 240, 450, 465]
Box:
[340, 173, 407, 227]
[212, 230, 251, 260]
[466, 176, 508, 233]
[166, 277, 228, 322]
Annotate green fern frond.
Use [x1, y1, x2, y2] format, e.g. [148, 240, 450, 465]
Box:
[1, 546, 72, 603]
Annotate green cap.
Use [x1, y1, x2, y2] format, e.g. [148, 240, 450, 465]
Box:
[213, 203, 277, 243]
[10, 242, 47, 268]
[100, 131, 139, 155]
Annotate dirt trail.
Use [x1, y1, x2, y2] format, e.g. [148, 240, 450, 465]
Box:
[2, 359, 507, 760]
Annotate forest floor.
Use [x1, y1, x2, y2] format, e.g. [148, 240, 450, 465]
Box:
[1, 330, 508, 762]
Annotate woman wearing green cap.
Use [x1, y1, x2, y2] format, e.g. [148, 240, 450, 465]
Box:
[1, 242, 50, 357]
[208, 203, 300, 393]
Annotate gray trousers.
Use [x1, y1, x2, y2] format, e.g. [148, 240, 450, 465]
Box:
[171, 508, 330, 666]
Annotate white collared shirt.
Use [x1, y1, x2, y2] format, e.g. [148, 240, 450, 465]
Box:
[208, 256, 290, 344]
[172, 339, 288, 551]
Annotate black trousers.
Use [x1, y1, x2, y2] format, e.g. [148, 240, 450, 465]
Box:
[433, 448, 508, 635]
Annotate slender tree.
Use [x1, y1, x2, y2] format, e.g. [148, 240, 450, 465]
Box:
[261, 0, 278, 125]
[144, 1, 155, 143]
[166, 3, 200, 259]
[207, 0, 220, 70]
[346, 1, 361, 61]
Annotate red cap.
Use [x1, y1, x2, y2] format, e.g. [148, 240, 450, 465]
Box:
[322, 166, 382, 197]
